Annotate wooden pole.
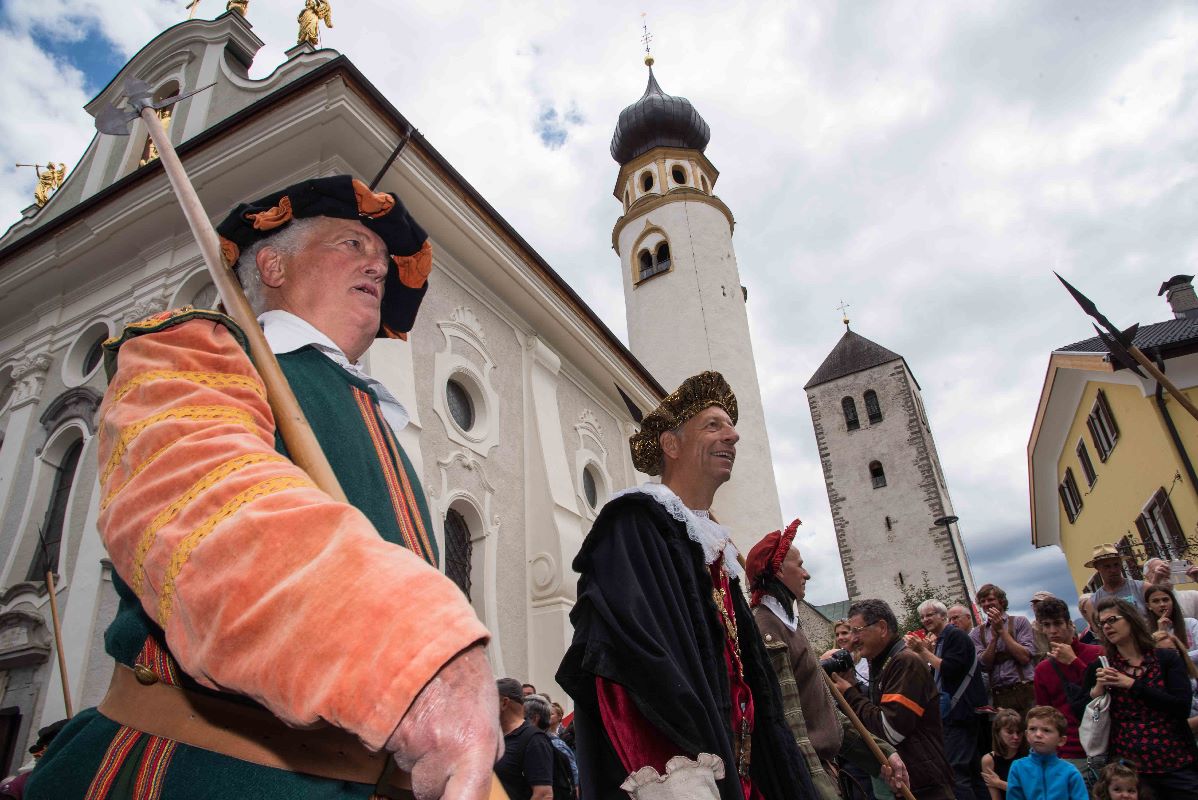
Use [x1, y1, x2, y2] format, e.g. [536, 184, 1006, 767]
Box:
[135, 106, 346, 503]
[1127, 346, 1198, 422]
[135, 108, 508, 799]
[45, 570, 73, 718]
[822, 672, 916, 800]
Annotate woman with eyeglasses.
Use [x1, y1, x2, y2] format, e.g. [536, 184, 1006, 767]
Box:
[1076, 598, 1198, 796]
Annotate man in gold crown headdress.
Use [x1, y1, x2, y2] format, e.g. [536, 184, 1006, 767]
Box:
[557, 372, 816, 800]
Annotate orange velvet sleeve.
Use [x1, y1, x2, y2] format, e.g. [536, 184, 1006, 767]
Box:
[96, 317, 489, 751]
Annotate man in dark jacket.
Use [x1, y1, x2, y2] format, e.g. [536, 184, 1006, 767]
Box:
[833, 599, 954, 800]
[557, 372, 816, 800]
[906, 600, 987, 800]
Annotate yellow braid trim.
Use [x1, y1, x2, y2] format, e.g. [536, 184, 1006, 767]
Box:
[157, 475, 314, 626]
[129, 452, 290, 596]
[101, 406, 257, 488]
[108, 370, 265, 406]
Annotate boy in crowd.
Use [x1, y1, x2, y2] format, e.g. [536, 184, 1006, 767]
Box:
[1005, 706, 1087, 800]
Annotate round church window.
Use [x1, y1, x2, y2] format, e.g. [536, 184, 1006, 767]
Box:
[671, 166, 687, 185]
[446, 378, 475, 431]
[583, 465, 599, 509]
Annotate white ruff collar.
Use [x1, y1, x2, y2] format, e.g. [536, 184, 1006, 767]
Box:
[760, 595, 798, 631]
[612, 483, 745, 584]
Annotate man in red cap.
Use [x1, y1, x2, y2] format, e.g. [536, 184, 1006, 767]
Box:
[746, 523, 908, 800]
[558, 371, 816, 800]
[27, 176, 498, 800]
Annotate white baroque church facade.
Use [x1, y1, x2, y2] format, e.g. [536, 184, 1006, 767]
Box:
[0, 13, 788, 766]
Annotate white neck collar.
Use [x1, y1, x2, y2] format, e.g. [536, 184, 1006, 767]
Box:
[612, 483, 745, 583]
[761, 595, 798, 631]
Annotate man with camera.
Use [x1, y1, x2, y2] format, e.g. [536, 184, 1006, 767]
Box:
[746, 527, 908, 799]
[906, 600, 988, 800]
[832, 599, 955, 800]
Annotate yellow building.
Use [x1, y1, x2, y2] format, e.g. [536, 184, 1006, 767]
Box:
[1029, 275, 1198, 592]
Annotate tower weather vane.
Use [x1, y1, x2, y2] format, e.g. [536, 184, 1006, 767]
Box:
[640, 12, 654, 66]
[837, 299, 851, 328]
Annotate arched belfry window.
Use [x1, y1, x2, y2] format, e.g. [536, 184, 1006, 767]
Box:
[636, 239, 672, 283]
[869, 460, 887, 489]
[27, 438, 83, 580]
[842, 397, 860, 431]
[864, 390, 882, 424]
[443, 508, 472, 600]
[655, 242, 671, 270]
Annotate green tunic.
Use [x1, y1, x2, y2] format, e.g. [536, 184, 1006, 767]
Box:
[28, 314, 436, 799]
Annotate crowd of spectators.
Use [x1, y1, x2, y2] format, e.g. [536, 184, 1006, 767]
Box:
[489, 540, 1198, 800]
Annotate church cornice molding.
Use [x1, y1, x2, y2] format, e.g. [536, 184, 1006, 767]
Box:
[612, 192, 735, 255]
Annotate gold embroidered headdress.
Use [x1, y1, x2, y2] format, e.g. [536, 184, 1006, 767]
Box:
[629, 371, 738, 475]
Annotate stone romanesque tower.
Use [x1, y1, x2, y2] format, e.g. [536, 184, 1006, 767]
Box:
[610, 62, 782, 549]
[804, 325, 976, 613]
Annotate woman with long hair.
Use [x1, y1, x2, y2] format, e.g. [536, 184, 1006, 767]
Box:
[979, 708, 1025, 800]
[1077, 598, 1198, 796]
[1143, 584, 1198, 663]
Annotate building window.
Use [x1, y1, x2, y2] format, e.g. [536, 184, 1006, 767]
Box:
[671, 165, 687, 185]
[637, 241, 672, 282]
[1135, 488, 1187, 561]
[842, 397, 860, 430]
[641, 171, 654, 192]
[582, 465, 599, 509]
[446, 378, 475, 431]
[884, 515, 893, 531]
[655, 242, 671, 271]
[864, 390, 882, 424]
[1058, 467, 1083, 524]
[1116, 536, 1144, 580]
[1076, 440, 1097, 487]
[443, 508, 472, 600]
[869, 461, 886, 489]
[26, 439, 84, 580]
[1087, 389, 1119, 461]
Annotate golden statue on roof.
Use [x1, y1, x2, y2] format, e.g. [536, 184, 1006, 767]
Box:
[227, 0, 248, 16]
[298, 0, 333, 46]
[33, 163, 66, 207]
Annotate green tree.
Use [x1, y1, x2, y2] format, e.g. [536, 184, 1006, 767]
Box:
[896, 572, 959, 635]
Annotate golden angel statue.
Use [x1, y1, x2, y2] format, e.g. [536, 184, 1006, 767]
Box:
[226, 0, 248, 16]
[297, 0, 332, 46]
[33, 163, 66, 207]
[139, 106, 173, 166]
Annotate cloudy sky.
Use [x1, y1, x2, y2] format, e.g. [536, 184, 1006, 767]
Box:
[3, 1, 1195, 616]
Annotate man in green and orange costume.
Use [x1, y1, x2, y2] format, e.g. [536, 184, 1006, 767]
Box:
[27, 176, 500, 800]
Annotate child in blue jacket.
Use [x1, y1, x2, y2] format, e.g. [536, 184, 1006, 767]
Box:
[1006, 705, 1088, 800]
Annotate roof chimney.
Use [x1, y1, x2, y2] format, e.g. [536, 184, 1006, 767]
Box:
[1158, 275, 1198, 320]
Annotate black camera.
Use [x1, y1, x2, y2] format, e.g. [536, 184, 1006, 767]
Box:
[820, 649, 854, 675]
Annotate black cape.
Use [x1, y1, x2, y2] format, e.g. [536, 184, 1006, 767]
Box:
[556, 492, 817, 800]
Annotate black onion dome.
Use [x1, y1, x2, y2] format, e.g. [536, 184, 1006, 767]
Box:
[610, 68, 711, 165]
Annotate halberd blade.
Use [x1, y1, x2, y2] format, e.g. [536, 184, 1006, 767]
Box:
[123, 78, 154, 107]
[1055, 272, 1135, 349]
[151, 82, 216, 111]
[94, 103, 139, 135]
[1095, 326, 1145, 377]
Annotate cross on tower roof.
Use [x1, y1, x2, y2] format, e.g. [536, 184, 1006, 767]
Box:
[836, 299, 851, 329]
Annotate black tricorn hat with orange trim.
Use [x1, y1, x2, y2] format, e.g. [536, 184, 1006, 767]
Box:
[216, 175, 431, 339]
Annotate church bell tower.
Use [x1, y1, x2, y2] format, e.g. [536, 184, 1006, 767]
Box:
[610, 56, 782, 550]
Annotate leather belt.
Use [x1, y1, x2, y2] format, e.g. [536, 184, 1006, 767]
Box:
[98, 663, 393, 786]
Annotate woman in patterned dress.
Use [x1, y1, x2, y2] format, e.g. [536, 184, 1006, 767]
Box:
[1078, 598, 1198, 797]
